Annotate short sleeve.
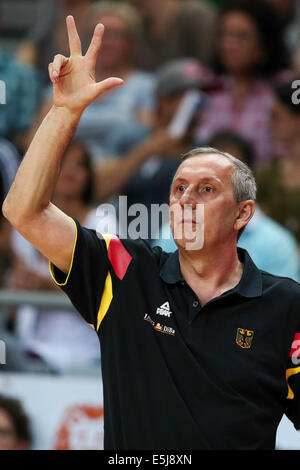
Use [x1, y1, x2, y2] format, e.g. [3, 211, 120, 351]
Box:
[49, 218, 109, 329]
[285, 331, 300, 430]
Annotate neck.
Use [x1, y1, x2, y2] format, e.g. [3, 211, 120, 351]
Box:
[231, 69, 257, 82]
[231, 74, 257, 91]
[178, 240, 243, 301]
[230, 74, 257, 109]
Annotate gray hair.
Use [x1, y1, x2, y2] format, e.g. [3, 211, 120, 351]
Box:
[181, 147, 257, 202]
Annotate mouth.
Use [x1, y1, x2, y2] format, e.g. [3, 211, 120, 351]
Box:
[181, 219, 197, 224]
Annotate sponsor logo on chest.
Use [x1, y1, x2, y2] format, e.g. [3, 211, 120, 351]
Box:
[156, 301, 172, 318]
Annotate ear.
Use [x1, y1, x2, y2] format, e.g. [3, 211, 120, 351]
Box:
[234, 200, 255, 233]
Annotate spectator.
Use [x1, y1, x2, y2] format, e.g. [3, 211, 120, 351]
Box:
[0, 139, 20, 286]
[265, 0, 295, 19]
[16, 0, 93, 80]
[256, 80, 300, 244]
[94, 58, 208, 237]
[8, 141, 114, 373]
[0, 13, 42, 151]
[154, 131, 300, 282]
[0, 395, 32, 450]
[196, 0, 289, 167]
[0, 315, 54, 373]
[34, 1, 156, 161]
[126, 0, 217, 70]
[265, 0, 300, 54]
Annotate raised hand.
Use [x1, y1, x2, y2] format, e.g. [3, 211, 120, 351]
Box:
[48, 16, 124, 114]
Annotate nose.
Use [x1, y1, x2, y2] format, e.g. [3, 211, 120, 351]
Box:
[179, 186, 197, 209]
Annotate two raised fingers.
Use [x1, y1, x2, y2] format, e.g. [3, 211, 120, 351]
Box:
[49, 17, 104, 82]
[66, 14, 104, 61]
[66, 14, 105, 67]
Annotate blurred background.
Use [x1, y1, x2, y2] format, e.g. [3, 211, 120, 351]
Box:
[0, 0, 300, 450]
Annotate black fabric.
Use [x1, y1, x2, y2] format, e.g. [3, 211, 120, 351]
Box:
[51, 219, 300, 450]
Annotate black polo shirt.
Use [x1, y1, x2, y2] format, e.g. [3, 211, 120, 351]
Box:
[50, 218, 300, 450]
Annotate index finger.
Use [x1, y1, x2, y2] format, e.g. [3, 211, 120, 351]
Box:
[66, 15, 82, 56]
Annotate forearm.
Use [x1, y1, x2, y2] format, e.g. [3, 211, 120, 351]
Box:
[3, 105, 80, 225]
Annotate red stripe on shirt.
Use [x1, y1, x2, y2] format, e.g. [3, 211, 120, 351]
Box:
[107, 237, 132, 280]
[290, 333, 300, 357]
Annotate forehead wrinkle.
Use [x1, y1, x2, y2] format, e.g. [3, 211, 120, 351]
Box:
[174, 164, 233, 186]
[173, 175, 223, 185]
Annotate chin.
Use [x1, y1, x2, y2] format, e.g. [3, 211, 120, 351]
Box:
[175, 237, 204, 252]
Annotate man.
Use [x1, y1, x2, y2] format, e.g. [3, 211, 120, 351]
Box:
[3, 17, 300, 450]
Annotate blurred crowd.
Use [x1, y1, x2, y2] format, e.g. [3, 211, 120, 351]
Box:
[1, 0, 300, 443]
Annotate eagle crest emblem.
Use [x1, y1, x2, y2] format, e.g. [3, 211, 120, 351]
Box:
[236, 328, 254, 349]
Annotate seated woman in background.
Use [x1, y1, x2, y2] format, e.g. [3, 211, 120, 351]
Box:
[8, 141, 115, 374]
[125, 0, 217, 70]
[256, 80, 300, 246]
[30, 1, 156, 161]
[196, 0, 290, 167]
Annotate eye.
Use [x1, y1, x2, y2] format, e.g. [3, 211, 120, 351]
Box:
[201, 185, 213, 193]
[177, 185, 185, 192]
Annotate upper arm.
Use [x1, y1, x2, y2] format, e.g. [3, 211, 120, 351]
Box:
[50, 218, 110, 328]
[13, 203, 76, 275]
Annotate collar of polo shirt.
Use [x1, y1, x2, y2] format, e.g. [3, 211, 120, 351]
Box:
[159, 247, 263, 298]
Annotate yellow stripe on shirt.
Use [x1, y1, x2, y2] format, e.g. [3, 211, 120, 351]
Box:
[49, 218, 78, 287]
[96, 234, 114, 331]
[286, 366, 300, 399]
[96, 268, 113, 331]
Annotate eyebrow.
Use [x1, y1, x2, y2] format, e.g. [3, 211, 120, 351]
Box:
[172, 176, 222, 185]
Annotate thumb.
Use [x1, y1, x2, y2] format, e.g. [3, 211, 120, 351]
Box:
[91, 77, 124, 100]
